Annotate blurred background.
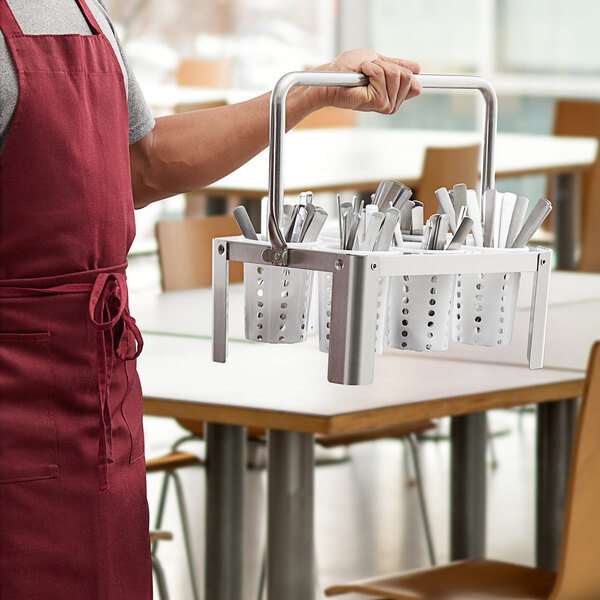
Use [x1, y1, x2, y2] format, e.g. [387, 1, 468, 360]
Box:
[105, 0, 600, 257]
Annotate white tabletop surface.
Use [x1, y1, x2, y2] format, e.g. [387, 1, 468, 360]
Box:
[138, 333, 580, 420]
[204, 129, 597, 195]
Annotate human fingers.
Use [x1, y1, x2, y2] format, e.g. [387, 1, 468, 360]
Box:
[378, 55, 421, 74]
[372, 59, 402, 114]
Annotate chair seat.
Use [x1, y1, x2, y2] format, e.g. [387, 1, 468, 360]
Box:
[316, 420, 435, 449]
[150, 531, 173, 544]
[146, 451, 203, 474]
[325, 559, 556, 600]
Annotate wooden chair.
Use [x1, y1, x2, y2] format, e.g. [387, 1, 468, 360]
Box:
[155, 215, 244, 290]
[176, 58, 232, 88]
[325, 341, 600, 600]
[549, 99, 600, 272]
[416, 144, 481, 219]
[150, 531, 173, 600]
[295, 106, 358, 129]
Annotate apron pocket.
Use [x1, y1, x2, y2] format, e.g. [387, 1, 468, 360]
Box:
[0, 332, 59, 483]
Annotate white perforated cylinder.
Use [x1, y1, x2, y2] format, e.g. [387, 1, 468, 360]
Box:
[244, 263, 313, 343]
[387, 273, 455, 352]
[452, 271, 521, 346]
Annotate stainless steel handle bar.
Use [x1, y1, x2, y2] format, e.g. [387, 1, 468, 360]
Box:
[268, 71, 498, 253]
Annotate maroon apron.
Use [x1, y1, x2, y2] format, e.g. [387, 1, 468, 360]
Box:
[0, 1, 151, 597]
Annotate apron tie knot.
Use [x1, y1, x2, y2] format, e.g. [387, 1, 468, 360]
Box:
[89, 272, 143, 491]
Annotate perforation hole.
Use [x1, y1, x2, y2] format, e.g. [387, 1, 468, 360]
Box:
[457, 281, 462, 288]
[402, 308, 409, 315]
[257, 278, 264, 286]
[279, 336, 285, 342]
[429, 299, 436, 306]
[257, 323, 263, 329]
[257, 301, 264, 308]
[257, 312, 263, 319]
[476, 283, 483, 291]
[257, 289, 264, 297]
[402, 342, 408, 348]
[281, 291, 288, 298]
[504, 274, 510, 280]
[402, 297, 410, 304]
[403, 275, 410, 281]
[283, 269, 291, 276]
[403, 285, 410, 293]
[475, 316, 482, 323]
[427, 332, 433, 339]
[402, 319, 408, 326]
[426, 344, 432, 350]
[428, 321, 434, 327]
[457, 292, 461, 298]
[283, 280, 290, 287]
[402, 331, 408, 337]
[257, 335, 263, 340]
[257, 267, 264, 274]
[431, 276, 438, 283]
[430, 287, 437, 295]
[280, 314, 287, 320]
[280, 324, 286, 331]
[429, 310, 435, 317]
[281, 302, 288, 309]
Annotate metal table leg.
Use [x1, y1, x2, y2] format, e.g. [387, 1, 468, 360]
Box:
[553, 172, 581, 270]
[450, 412, 487, 560]
[205, 423, 246, 600]
[536, 398, 578, 570]
[267, 430, 315, 600]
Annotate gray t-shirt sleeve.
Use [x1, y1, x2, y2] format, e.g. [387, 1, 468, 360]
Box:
[95, 1, 155, 144]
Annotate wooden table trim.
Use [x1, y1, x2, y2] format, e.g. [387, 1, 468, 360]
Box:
[143, 376, 583, 435]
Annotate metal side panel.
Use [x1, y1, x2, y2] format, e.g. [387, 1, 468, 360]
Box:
[528, 249, 552, 369]
[212, 238, 229, 363]
[327, 254, 379, 385]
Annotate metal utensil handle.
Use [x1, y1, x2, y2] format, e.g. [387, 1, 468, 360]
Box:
[268, 71, 498, 254]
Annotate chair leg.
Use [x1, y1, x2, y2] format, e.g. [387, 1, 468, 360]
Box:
[486, 417, 499, 470]
[171, 470, 201, 600]
[256, 545, 266, 600]
[405, 435, 437, 566]
[151, 554, 170, 600]
[152, 472, 172, 555]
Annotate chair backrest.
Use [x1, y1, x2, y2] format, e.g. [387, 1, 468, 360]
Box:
[551, 99, 600, 272]
[416, 144, 481, 219]
[549, 341, 600, 599]
[155, 215, 243, 291]
[294, 106, 358, 129]
[176, 58, 232, 88]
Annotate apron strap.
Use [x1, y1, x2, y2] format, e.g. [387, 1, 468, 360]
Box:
[74, 0, 102, 36]
[0, 0, 24, 37]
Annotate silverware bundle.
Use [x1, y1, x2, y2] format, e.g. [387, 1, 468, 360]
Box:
[435, 184, 552, 249]
[234, 192, 328, 243]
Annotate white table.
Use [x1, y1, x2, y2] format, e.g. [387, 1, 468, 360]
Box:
[132, 271, 600, 596]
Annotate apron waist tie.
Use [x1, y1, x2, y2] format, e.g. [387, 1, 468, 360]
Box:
[89, 273, 143, 491]
[0, 271, 143, 492]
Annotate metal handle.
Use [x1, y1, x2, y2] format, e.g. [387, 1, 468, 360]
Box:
[268, 71, 498, 259]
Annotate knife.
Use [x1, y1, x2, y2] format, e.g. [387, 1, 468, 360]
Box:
[505, 196, 529, 249]
[435, 187, 457, 234]
[393, 186, 413, 211]
[452, 184, 468, 219]
[298, 203, 316, 242]
[363, 211, 385, 251]
[498, 192, 517, 248]
[482, 189, 496, 247]
[510, 198, 553, 248]
[400, 200, 415, 234]
[302, 207, 328, 242]
[466, 189, 483, 247]
[374, 208, 400, 251]
[411, 202, 424, 236]
[447, 216, 474, 250]
[233, 206, 258, 240]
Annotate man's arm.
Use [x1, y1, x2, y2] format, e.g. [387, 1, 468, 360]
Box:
[129, 50, 422, 209]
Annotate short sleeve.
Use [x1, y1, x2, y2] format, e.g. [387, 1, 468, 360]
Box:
[95, 1, 155, 144]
